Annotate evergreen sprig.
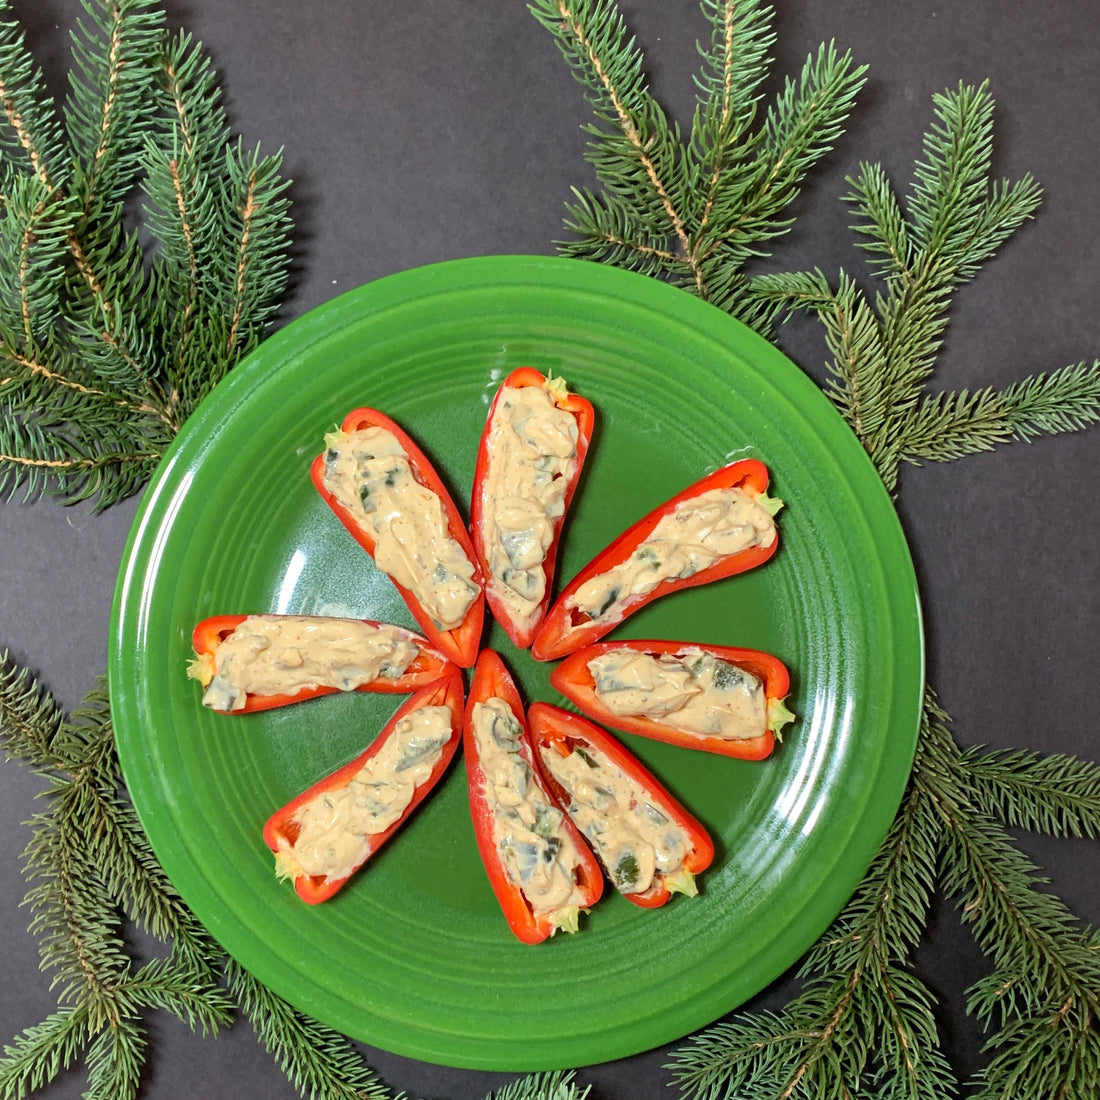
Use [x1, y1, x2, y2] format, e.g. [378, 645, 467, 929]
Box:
[0, 658, 228, 1100]
[529, 0, 867, 330]
[753, 81, 1100, 492]
[0, 0, 291, 509]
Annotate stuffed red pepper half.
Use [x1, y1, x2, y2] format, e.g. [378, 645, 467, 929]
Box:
[470, 367, 594, 649]
[187, 613, 451, 713]
[551, 640, 794, 760]
[528, 703, 714, 907]
[463, 649, 604, 943]
[263, 667, 464, 903]
[312, 407, 485, 667]
[531, 459, 782, 661]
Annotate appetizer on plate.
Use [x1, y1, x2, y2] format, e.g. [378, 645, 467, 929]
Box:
[531, 459, 782, 661]
[551, 640, 794, 760]
[313, 407, 485, 667]
[463, 649, 603, 943]
[188, 613, 451, 713]
[263, 668, 465, 903]
[470, 368, 594, 649]
[529, 703, 714, 907]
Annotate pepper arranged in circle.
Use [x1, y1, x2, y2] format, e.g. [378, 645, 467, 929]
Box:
[189, 371, 795, 939]
[470, 367, 594, 649]
[312, 407, 485, 668]
[463, 649, 604, 943]
[528, 703, 714, 908]
[262, 667, 465, 904]
[188, 613, 451, 713]
[531, 458, 783, 662]
[551, 639, 794, 760]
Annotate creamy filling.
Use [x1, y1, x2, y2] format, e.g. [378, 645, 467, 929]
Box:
[480, 383, 578, 632]
[588, 647, 768, 741]
[471, 698, 589, 919]
[194, 615, 420, 712]
[539, 738, 690, 896]
[322, 426, 479, 630]
[275, 705, 453, 880]
[567, 487, 776, 623]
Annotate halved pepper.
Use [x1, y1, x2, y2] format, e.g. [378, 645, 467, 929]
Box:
[530, 459, 781, 661]
[528, 702, 714, 907]
[188, 613, 451, 713]
[469, 367, 595, 649]
[463, 649, 604, 943]
[550, 639, 793, 760]
[311, 407, 485, 667]
[262, 667, 465, 904]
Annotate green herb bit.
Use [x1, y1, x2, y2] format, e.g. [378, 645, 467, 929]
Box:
[534, 804, 560, 837]
[713, 660, 751, 692]
[614, 852, 640, 891]
[593, 587, 621, 619]
[573, 745, 600, 769]
[540, 836, 562, 865]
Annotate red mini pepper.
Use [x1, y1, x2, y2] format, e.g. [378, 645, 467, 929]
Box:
[463, 649, 604, 943]
[262, 667, 465, 904]
[469, 367, 595, 649]
[527, 702, 714, 907]
[530, 459, 781, 661]
[189, 614, 452, 713]
[311, 407, 485, 667]
[550, 639, 792, 760]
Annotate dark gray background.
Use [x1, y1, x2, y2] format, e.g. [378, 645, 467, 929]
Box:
[1, 1, 1096, 1097]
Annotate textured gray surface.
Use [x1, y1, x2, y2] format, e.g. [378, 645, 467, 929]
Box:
[0, 1, 1096, 1097]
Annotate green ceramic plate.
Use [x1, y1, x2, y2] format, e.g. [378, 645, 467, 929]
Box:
[110, 255, 923, 1071]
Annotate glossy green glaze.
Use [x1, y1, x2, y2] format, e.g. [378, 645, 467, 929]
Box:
[109, 256, 923, 1070]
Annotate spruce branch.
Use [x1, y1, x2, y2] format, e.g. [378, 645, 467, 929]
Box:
[753, 82, 1091, 492]
[959, 747, 1100, 840]
[0, 0, 292, 509]
[82, 1011, 145, 1100]
[0, 1006, 90, 1100]
[64, 0, 164, 220]
[115, 957, 233, 1035]
[0, 651, 66, 768]
[534, 0, 866, 324]
[480, 1071, 591, 1100]
[226, 961, 393, 1100]
[908, 695, 1100, 1100]
[0, 1, 69, 193]
[890, 362, 1100, 465]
